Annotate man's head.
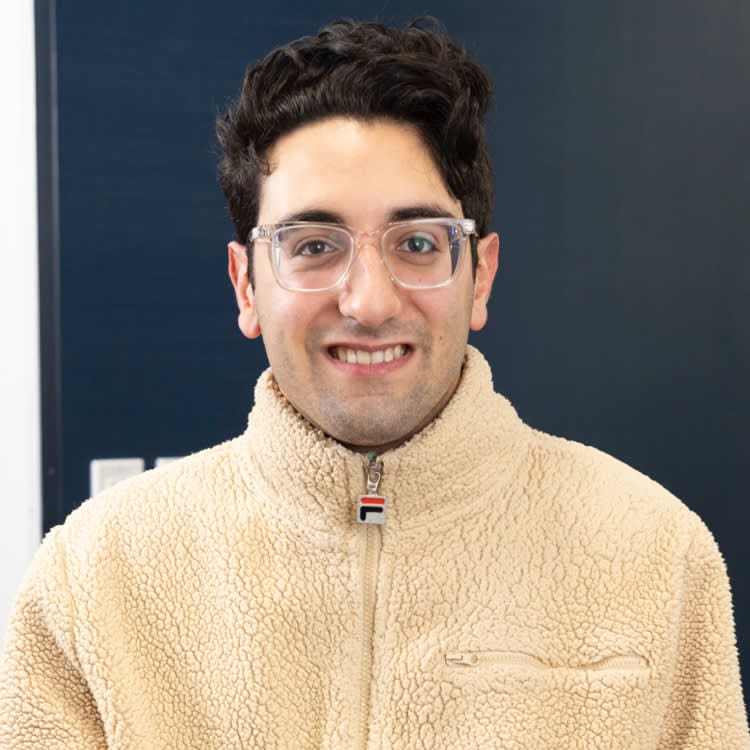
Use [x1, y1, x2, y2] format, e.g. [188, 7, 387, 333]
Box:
[220, 19, 499, 452]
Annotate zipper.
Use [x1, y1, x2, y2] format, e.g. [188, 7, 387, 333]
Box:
[446, 650, 549, 670]
[357, 452, 387, 525]
[358, 523, 381, 750]
[358, 453, 384, 750]
[445, 650, 648, 672]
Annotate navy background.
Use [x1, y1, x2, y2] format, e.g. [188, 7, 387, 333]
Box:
[46, 0, 748, 705]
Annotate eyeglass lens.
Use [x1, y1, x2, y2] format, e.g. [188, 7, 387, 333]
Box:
[272, 221, 463, 290]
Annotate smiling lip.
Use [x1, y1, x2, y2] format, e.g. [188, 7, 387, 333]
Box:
[328, 344, 411, 365]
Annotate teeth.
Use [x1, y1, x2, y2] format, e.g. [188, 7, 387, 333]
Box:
[332, 345, 408, 364]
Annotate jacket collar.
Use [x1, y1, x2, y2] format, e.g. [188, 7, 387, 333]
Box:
[237, 346, 529, 540]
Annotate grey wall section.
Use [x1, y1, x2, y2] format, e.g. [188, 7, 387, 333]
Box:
[50, 0, 749, 706]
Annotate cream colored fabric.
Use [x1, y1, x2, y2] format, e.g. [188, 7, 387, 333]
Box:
[1, 347, 748, 748]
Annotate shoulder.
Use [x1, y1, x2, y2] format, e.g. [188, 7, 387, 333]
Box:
[49, 436, 252, 570]
[516, 424, 712, 557]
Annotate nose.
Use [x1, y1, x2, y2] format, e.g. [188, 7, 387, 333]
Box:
[337, 241, 402, 328]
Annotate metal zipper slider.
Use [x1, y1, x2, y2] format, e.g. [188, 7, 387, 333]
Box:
[357, 451, 387, 525]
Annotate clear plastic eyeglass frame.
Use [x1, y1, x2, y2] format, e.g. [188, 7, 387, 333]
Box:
[249, 217, 476, 292]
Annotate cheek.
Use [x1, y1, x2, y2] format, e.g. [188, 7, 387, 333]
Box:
[420, 288, 473, 338]
[256, 293, 329, 356]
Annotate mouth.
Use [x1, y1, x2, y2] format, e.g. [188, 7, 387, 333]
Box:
[328, 344, 411, 365]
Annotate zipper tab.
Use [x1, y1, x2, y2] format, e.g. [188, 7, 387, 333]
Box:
[445, 652, 480, 666]
[357, 452, 387, 525]
[365, 452, 382, 494]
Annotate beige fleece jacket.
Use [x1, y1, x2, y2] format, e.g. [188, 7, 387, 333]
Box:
[1, 347, 747, 749]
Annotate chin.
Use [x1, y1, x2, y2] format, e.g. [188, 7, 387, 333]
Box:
[320, 411, 418, 451]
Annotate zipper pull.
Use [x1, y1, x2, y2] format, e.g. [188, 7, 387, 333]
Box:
[357, 452, 387, 525]
[445, 652, 479, 666]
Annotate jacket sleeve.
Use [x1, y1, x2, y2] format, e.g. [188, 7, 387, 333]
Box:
[0, 527, 108, 749]
[657, 521, 750, 749]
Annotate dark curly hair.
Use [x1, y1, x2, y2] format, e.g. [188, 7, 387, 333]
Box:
[217, 19, 494, 279]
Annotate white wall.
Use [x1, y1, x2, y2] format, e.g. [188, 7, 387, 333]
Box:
[0, 0, 42, 647]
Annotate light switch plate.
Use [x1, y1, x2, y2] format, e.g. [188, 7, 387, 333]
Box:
[89, 458, 145, 496]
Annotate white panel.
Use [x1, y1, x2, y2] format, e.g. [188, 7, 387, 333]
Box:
[0, 0, 41, 647]
[89, 458, 145, 496]
[154, 456, 182, 468]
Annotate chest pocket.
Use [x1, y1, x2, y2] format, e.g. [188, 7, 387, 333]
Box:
[444, 649, 649, 674]
[430, 649, 654, 749]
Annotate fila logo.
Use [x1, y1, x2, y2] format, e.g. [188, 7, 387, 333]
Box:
[357, 494, 386, 525]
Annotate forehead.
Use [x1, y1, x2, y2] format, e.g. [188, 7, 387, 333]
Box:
[257, 117, 462, 225]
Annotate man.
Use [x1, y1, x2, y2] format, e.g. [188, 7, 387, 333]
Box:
[1, 19, 748, 749]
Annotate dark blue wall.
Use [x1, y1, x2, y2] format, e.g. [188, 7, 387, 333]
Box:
[50, 0, 749, 704]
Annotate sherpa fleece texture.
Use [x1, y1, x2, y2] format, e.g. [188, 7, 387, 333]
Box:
[1, 347, 748, 749]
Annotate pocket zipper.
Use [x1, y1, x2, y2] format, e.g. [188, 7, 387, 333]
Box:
[445, 651, 549, 670]
[445, 651, 648, 672]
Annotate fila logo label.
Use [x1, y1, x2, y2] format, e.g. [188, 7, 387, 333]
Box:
[357, 494, 386, 525]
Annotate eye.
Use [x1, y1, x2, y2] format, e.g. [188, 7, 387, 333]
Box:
[400, 234, 437, 254]
[296, 239, 336, 256]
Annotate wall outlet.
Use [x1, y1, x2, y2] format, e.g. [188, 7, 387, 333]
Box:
[89, 458, 145, 496]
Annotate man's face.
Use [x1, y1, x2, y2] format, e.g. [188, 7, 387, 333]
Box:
[229, 117, 498, 452]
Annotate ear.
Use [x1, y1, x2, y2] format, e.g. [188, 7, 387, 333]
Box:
[228, 241, 261, 339]
[470, 232, 500, 331]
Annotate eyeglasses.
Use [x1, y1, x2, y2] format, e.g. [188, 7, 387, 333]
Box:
[250, 217, 476, 292]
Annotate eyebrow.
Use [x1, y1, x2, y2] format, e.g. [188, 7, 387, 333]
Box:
[278, 209, 345, 224]
[388, 205, 459, 222]
[277, 204, 460, 225]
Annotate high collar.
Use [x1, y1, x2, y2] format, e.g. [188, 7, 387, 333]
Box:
[236, 346, 529, 541]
